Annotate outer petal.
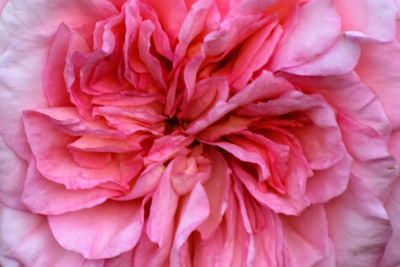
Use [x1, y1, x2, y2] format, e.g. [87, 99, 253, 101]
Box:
[0, 137, 27, 210]
[48, 200, 144, 259]
[281, 205, 335, 267]
[380, 179, 400, 267]
[282, 35, 361, 76]
[355, 41, 400, 131]
[22, 159, 121, 215]
[325, 175, 392, 267]
[0, 205, 102, 267]
[334, 0, 397, 42]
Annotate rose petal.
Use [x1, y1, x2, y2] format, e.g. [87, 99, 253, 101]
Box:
[335, 0, 397, 42]
[355, 41, 400, 131]
[48, 200, 144, 259]
[186, 71, 294, 134]
[22, 159, 121, 215]
[0, 206, 100, 266]
[270, 0, 341, 71]
[282, 35, 361, 76]
[281, 205, 335, 267]
[197, 147, 230, 239]
[142, 0, 187, 42]
[23, 109, 126, 190]
[0, 137, 27, 210]
[380, 179, 400, 267]
[170, 182, 210, 266]
[325, 175, 392, 267]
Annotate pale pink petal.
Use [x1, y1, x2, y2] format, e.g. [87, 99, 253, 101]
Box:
[380, 179, 400, 267]
[355, 41, 400, 131]
[285, 72, 392, 139]
[325, 175, 392, 267]
[282, 35, 361, 76]
[335, 0, 397, 42]
[281, 205, 335, 267]
[0, 137, 27, 210]
[338, 113, 398, 200]
[48, 200, 144, 259]
[22, 159, 121, 215]
[104, 251, 134, 267]
[306, 153, 352, 204]
[247, 207, 289, 267]
[270, 0, 341, 71]
[0, 206, 101, 267]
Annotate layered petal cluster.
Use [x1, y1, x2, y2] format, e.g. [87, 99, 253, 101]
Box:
[0, 0, 399, 266]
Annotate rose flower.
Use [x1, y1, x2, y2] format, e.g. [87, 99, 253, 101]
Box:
[0, 0, 400, 266]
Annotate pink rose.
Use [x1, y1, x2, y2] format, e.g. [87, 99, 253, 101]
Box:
[0, 0, 399, 266]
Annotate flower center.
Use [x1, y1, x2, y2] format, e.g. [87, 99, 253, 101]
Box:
[165, 115, 180, 134]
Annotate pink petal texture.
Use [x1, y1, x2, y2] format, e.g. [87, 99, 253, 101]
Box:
[270, 0, 341, 71]
[335, 0, 397, 42]
[0, 137, 27, 210]
[48, 200, 144, 259]
[0, 205, 102, 267]
[0, 0, 400, 266]
[325, 176, 393, 267]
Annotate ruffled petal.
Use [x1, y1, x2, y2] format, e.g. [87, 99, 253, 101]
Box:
[22, 159, 121, 215]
